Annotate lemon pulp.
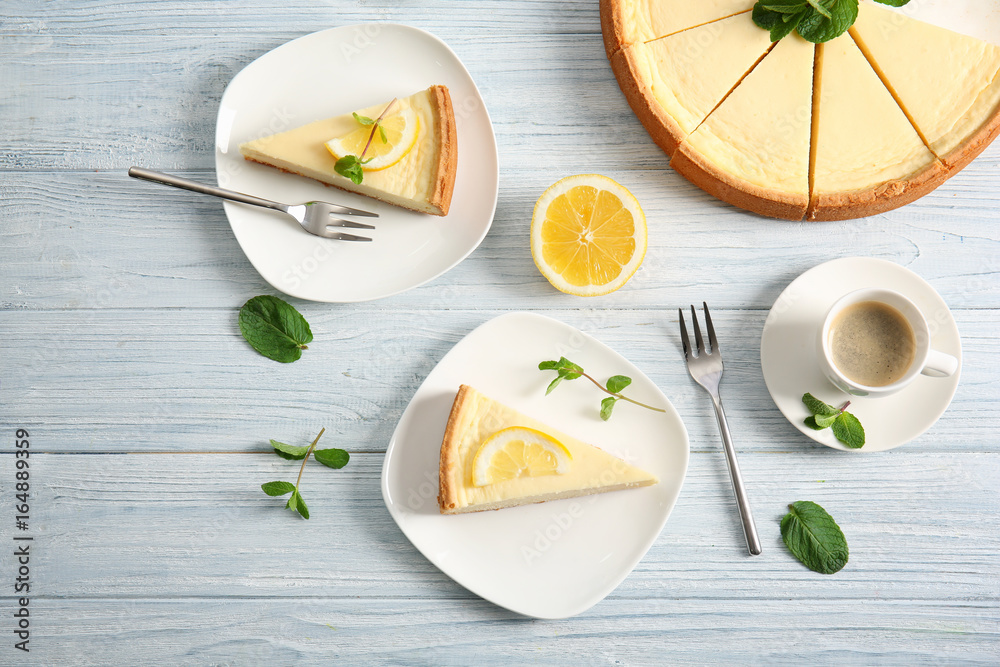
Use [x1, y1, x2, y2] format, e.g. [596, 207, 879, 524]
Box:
[471, 427, 572, 487]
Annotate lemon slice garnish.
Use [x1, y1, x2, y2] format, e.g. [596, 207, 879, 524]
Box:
[471, 427, 572, 487]
[530, 174, 647, 296]
[325, 106, 419, 172]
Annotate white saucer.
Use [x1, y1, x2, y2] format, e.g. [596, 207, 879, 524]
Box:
[381, 312, 689, 618]
[214, 24, 499, 302]
[760, 257, 962, 452]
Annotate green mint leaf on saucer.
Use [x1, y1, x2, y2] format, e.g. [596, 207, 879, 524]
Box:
[270, 439, 309, 460]
[832, 412, 865, 448]
[314, 448, 350, 469]
[600, 396, 618, 421]
[540, 358, 666, 421]
[781, 500, 849, 574]
[606, 375, 632, 394]
[239, 295, 312, 363]
[813, 412, 840, 429]
[801, 393, 865, 448]
[803, 393, 840, 417]
[335, 155, 365, 185]
[261, 481, 295, 497]
[352, 112, 375, 126]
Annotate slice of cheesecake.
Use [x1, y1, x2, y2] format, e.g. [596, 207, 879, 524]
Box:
[671, 34, 816, 221]
[239, 85, 458, 216]
[438, 385, 658, 514]
[808, 33, 944, 221]
[601, 0, 755, 58]
[849, 3, 1000, 169]
[610, 12, 774, 157]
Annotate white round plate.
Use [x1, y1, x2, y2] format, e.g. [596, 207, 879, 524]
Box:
[214, 24, 498, 302]
[381, 312, 689, 619]
[761, 257, 962, 452]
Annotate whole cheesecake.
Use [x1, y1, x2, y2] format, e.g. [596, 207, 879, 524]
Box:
[602, 0, 1000, 220]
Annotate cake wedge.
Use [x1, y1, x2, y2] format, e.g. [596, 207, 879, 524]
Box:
[438, 385, 658, 514]
[239, 85, 457, 216]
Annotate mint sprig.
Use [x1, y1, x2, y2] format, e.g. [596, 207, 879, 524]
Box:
[333, 98, 397, 185]
[802, 393, 865, 448]
[238, 295, 312, 363]
[539, 357, 665, 421]
[781, 501, 849, 574]
[752, 0, 908, 44]
[261, 428, 351, 520]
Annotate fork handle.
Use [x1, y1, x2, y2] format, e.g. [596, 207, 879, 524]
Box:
[128, 167, 287, 213]
[711, 395, 762, 556]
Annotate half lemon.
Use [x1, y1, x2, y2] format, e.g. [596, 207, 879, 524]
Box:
[325, 106, 419, 171]
[530, 174, 647, 296]
[472, 427, 572, 487]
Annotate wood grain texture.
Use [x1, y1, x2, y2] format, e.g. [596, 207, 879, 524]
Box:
[2, 309, 997, 454]
[1, 1, 999, 663]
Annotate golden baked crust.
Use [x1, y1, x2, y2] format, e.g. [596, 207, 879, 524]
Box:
[600, 0, 630, 60]
[670, 141, 808, 221]
[426, 85, 458, 216]
[937, 88, 1000, 172]
[437, 384, 471, 514]
[609, 44, 687, 159]
[807, 158, 947, 221]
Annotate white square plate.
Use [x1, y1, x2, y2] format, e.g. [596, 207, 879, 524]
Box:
[215, 24, 498, 302]
[381, 313, 689, 618]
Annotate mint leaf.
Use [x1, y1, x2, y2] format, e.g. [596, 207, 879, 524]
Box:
[832, 412, 865, 448]
[314, 448, 350, 469]
[239, 295, 312, 363]
[270, 439, 308, 460]
[606, 375, 632, 394]
[556, 357, 584, 379]
[352, 112, 375, 126]
[287, 490, 310, 519]
[813, 413, 839, 429]
[796, 0, 858, 43]
[805, 0, 832, 19]
[334, 155, 365, 185]
[378, 124, 388, 144]
[261, 481, 295, 497]
[538, 360, 561, 371]
[780, 501, 849, 574]
[600, 396, 618, 421]
[874, 0, 909, 6]
[753, 2, 807, 41]
[802, 393, 839, 417]
[545, 376, 563, 395]
[804, 416, 824, 430]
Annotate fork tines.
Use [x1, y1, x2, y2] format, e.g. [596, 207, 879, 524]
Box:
[678, 302, 718, 358]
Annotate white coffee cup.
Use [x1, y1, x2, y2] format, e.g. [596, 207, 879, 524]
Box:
[817, 288, 958, 397]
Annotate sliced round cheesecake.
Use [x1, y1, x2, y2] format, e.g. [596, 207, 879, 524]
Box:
[438, 385, 658, 514]
[239, 85, 458, 216]
[602, 0, 1000, 220]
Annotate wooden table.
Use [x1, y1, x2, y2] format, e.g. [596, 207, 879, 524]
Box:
[2, 2, 998, 663]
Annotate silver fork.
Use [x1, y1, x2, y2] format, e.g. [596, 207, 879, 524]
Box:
[128, 167, 377, 241]
[679, 302, 761, 556]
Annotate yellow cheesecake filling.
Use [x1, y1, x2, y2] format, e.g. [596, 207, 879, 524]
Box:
[811, 33, 937, 196]
[850, 3, 1000, 160]
[683, 34, 815, 198]
[626, 12, 774, 139]
[442, 387, 657, 511]
[240, 89, 442, 213]
[614, 0, 755, 47]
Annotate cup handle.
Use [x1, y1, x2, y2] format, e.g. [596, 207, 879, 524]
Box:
[921, 349, 959, 377]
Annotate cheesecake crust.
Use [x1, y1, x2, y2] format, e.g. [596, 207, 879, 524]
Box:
[670, 141, 809, 221]
[807, 158, 948, 221]
[437, 384, 471, 514]
[609, 44, 687, 159]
